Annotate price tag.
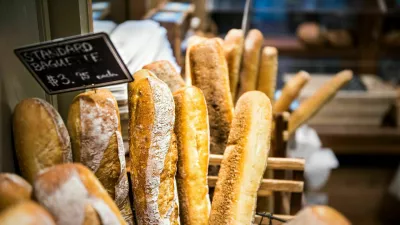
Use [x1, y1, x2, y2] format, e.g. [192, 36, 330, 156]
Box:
[14, 32, 132, 94]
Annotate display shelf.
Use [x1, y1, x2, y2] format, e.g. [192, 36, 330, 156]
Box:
[311, 125, 400, 155]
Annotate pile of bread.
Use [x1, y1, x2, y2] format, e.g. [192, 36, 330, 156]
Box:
[0, 28, 352, 225]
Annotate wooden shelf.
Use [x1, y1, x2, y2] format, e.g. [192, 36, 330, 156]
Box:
[311, 125, 400, 155]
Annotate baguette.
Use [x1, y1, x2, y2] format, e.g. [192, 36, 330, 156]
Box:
[13, 98, 72, 183]
[174, 86, 210, 225]
[288, 70, 353, 134]
[0, 201, 55, 225]
[209, 91, 272, 225]
[128, 74, 179, 225]
[224, 29, 244, 102]
[274, 71, 311, 113]
[67, 89, 133, 224]
[143, 60, 185, 93]
[286, 205, 351, 225]
[237, 29, 264, 98]
[33, 163, 126, 225]
[257, 46, 278, 103]
[0, 173, 32, 212]
[185, 35, 207, 85]
[189, 38, 234, 154]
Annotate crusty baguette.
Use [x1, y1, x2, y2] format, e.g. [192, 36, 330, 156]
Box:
[274, 71, 311, 113]
[67, 89, 133, 224]
[143, 60, 185, 93]
[128, 74, 179, 225]
[13, 98, 72, 183]
[33, 163, 126, 225]
[286, 205, 351, 225]
[288, 70, 353, 134]
[237, 29, 264, 98]
[209, 91, 272, 225]
[174, 86, 210, 225]
[224, 29, 244, 102]
[0, 201, 55, 225]
[189, 38, 234, 154]
[0, 173, 32, 212]
[257, 46, 278, 103]
[185, 35, 207, 85]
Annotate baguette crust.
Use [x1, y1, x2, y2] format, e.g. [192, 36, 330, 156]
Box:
[257, 46, 278, 103]
[209, 91, 272, 225]
[237, 29, 264, 98]
[286, 206, 351, 225]
[288, 70, 353, 134]
[185, 36, 207, 85]
[274, 71, 311, 113]
[13, 98, 72, 183]
[128, 74, 179, 225]
[0, 173, 32, 211]
[224, 29, 244, 102]
[0, 201, 55, 225]
[133, 69, 157, 80]
[143, 60, 185, 93]
[68, 89, 132, 224]
[33, 163, 126, 225]
[189, 38, 234, 154]
[174, 87, 210, 225]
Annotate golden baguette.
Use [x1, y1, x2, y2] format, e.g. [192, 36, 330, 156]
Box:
[189, 38, 234, 154]
[224, 29, 244, 102]
[237, 29, 264, 99]
[143, 60, 185, 93]
[185, 35, 207, 85]
[174, 86, 210, 225]
[288, 70, 353, 134]
[257, 46, 278, 103]
[274, 71, 311, 113]
[209, 91, 272, 225]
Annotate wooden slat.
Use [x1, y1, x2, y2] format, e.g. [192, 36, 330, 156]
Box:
[209, 154, 305, 171]
[208, 176, 304, 193]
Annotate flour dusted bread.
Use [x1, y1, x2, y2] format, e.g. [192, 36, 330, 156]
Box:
[0, 201, 55, 225]
[13, 98, 72, 183]
[257, 46, 278, 102]
[237, 29, 264, 98]
[288, 70, 353, 134]
[67, 89, 133, 224]
[33, 163, 126, 225]
[143, 60, 185, 93]
[209, 91, 272, 225]
[174, 86, 210, 225]
[274, 71, 311, 113]
[286, 205, 351, 225]
[128, 73, 179, 225]
[224, 29, 244, 102]
[185, 35, 207, 85]
[189, 38, 234, 154]
[0, 173, 32, 211]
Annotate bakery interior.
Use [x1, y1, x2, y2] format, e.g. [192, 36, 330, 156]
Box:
[1, 0, 400, 224]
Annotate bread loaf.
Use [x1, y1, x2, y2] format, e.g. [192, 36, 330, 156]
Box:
[0, 173, 32, 211]
[257, 46, 278, 103]
[143, 60, 185, 93]
[274, 71, 311, 113]
[174, 86, 210, 225]
[224, 29, 244, 102]
[286, 205, 351, 225]
[33, 163, 126, 225]
[189, 38, 234, 154]
[185, 35, 207, 85]
[209, 91, 272, 225]
[237, 29, 264, 98]
[133, 69, 157, 80]
[297, 22, 325, 46]
[0, 201, 55, 225]
[13, 98, 72, 183]
[288, 70, 353, 134]
[67, 89, 133, 224]
[128, 73, 179, 225]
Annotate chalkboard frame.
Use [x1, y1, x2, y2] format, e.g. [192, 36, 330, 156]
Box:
[14, 32, 132, 95]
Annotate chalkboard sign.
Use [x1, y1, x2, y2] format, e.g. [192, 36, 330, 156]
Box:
[14, 32, 132, 94]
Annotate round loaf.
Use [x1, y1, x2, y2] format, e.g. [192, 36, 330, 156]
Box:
[286, 205, 351, 225]
[0, 173, 32, 211]
[0, 201, 55, 225]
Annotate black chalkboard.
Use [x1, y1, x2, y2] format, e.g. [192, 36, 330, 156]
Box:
[14, 32, 132, 94]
